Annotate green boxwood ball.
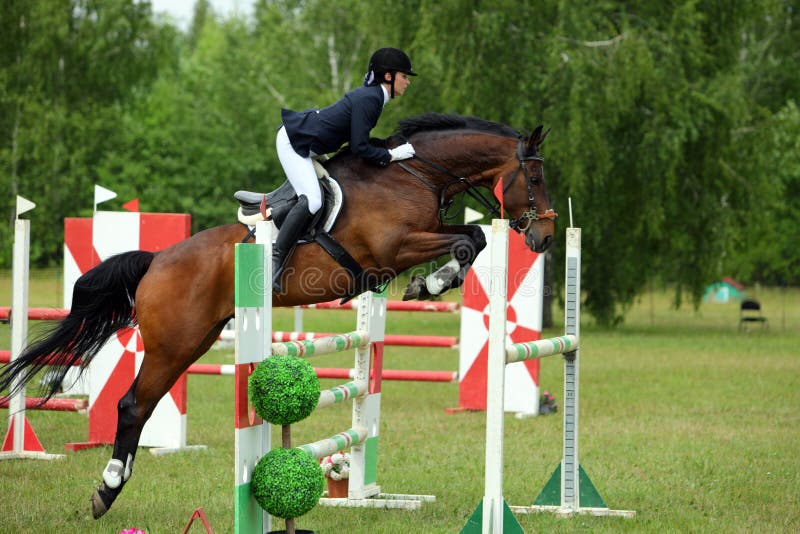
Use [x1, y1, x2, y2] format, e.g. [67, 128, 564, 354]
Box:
[248, 355, 321, 425]
[252, 448, 324, 519]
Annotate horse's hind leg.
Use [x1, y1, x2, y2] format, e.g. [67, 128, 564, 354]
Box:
[90, 353, 190, 519]
[90, 379, 148, 518]
[89, 339, 187, 517]
[90, 319, 230, 519]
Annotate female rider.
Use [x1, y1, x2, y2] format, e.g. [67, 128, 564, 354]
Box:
[273, 47, 417, 291]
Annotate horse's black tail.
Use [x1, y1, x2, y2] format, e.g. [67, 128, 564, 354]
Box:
[0, 250, 155, 404]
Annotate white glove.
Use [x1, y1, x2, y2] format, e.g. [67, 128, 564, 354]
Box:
[389, 142, 415, 162]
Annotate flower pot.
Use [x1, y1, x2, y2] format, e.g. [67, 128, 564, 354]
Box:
[326, 477, 349, 498]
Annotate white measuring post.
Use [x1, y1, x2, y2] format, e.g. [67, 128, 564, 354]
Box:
[513, 226, 636, 518]
[561, 226, 582, 511]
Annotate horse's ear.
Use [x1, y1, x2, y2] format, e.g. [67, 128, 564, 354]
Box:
[527, 125, 549, 152]
[540, 127, 551, 144]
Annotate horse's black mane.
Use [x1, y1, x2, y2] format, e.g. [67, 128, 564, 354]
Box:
[328, 113, 522, 167]
[395, 113, 520, 139]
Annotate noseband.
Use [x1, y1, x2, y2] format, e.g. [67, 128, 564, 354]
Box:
[398, 137, 557, 233]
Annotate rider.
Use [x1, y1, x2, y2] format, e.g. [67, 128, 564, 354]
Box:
[273, 47, 418, 291]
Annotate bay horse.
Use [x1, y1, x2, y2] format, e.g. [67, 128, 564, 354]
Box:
[0, 113, 556, 519]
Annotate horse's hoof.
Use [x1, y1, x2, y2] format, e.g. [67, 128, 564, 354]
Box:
[90, 488, 108, 519]
[402, 276, 425, 301]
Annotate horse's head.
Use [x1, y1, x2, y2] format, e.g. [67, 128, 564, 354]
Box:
[495, 125, 556, 252]
[387, 114, 556, 253]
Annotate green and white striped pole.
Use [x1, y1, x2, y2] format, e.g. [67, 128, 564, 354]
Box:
[272, 330, 369, 357]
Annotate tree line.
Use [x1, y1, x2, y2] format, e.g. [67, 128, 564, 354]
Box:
[1, 0, 798, 324]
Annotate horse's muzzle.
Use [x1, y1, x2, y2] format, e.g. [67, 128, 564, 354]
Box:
[526, 232, 553, 253]
[539, 234, 553, 251]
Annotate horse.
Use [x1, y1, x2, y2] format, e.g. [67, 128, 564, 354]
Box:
[0, 113, 556, 519]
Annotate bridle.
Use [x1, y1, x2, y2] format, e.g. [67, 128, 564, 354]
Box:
[397, 136, 557, 234]
[508, 138, 558, 232]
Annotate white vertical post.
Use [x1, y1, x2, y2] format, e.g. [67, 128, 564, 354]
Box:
[1, 198, 63, 461]
[9, 218, 30, 452]
[257, 220, 273, 532]
[294, 307, 304, 332]
[561, 227, 581, 511]
[482, 219, 510, 533]
[348, 291, 383, 499]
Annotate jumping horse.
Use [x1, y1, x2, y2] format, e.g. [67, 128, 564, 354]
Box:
[0, 113, 556, 519]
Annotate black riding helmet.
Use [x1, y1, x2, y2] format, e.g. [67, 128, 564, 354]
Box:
[365, 47, 417, 98]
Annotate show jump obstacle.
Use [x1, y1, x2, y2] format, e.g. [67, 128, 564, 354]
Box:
[234, 221, 434, 534]
[455, 225, 545, 415]
[61, 210, 194, 452]
[462, 220, 635, 534]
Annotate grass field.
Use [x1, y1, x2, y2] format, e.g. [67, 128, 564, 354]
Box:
[1, 270, 799, 533]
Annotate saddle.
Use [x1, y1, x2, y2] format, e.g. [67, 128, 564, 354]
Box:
[234, 160, 343, 242]
[233, 162, 377, 303]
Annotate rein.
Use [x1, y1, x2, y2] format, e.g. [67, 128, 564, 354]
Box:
[397, 159, 501, 219]
[397, 137, 557, 232]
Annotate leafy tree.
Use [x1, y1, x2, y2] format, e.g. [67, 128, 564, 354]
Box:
[0, 0, 176, 266]
[2, 0, 798, 328]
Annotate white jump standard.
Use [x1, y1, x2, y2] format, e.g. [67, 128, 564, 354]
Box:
[462, 220, 635, 534]
[0, 196, 64, 461]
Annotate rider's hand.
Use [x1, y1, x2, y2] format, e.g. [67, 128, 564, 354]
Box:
[389, 142, 415, 162]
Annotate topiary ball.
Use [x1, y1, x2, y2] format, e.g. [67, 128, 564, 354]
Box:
[252, 448, 324, 519]
[248, 355, 321, 425]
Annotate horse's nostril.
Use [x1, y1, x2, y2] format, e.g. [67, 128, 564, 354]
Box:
[541, 235, 553, 250]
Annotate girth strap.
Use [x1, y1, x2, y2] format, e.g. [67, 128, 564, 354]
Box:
[313, 231, 375, 304]
[240, 225, 376, 304]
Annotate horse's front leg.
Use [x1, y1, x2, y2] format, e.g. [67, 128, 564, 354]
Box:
[399, 225, 486, 301]
[437, 224, 488, 291]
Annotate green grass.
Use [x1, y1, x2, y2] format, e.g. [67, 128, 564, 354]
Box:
[1, 271, 799, 533]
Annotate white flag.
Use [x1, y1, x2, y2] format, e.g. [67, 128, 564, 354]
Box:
[94, 185, 117, 209]
[464, 207, 483, 224]
[15, 195, 36, 217]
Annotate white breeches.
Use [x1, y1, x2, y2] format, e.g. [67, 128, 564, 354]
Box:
[276, 126, 322, 214]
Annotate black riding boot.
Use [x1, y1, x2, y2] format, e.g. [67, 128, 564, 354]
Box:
[272, 195, 312, 292]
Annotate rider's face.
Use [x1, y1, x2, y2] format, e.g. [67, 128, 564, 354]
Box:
[385, 72, 411, 97]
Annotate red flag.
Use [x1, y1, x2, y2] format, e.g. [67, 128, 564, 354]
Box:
[122, 199, 140, 212]
[492, 177, 504, 219]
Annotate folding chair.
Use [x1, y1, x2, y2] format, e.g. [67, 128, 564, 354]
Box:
[739, 299, 768, 331]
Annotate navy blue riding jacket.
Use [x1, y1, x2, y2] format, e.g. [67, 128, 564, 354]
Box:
[281, 84, 391, 166]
